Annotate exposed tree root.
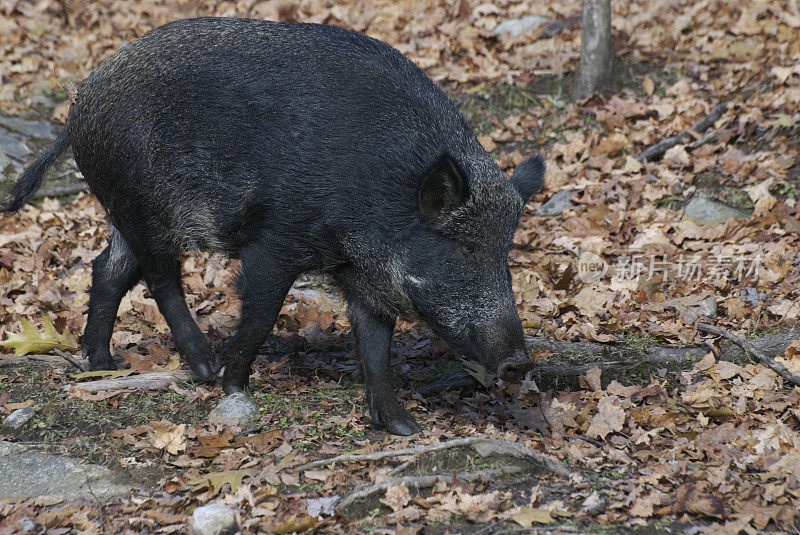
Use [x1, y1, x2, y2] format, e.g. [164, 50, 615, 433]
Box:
[299, 437, 570, 476]
[696, 323, 800, 387]
[5, 329, 798, 396]
[420, 331, 800, 396]
[328, 437, 572, 516]
[336, 468, 512, 515]
[637, 101, 730, 162]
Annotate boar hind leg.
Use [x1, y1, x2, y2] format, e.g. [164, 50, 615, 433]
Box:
[82, 227, 141, 370]
[139, 258, 218, 381]
[221, 243, 299, 395]
[347, 299, 421, 436]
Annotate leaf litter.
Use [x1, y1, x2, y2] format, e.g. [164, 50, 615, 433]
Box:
[1, 0, 800, 532]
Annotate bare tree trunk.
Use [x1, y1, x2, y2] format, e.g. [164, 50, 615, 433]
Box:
[571, 0, 616, 100]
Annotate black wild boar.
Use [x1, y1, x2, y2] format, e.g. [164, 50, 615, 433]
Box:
[2, 17, 545, 435]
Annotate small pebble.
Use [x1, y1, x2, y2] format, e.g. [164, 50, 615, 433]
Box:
[207, 392, 260, 432]
[17, 517, 35, 532]
[536, 190, 575, 217]
[2, 407, 36, 429]
[192, 503, 239, 535]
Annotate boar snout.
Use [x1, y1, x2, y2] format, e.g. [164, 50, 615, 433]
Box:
[497, 350, 533, 382]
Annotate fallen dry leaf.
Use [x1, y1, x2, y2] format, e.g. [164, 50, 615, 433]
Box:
[0, 316, 77, 356]
[586, 396, 626, 440]
[381, 483, 412, 512]
[147, 421, 186, 455]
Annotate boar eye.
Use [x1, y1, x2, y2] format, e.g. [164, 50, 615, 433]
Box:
[460, 242, 477, 256]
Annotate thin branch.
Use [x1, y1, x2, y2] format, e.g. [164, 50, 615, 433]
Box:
[696, 322, 800, 387]
[563, 434, 603, 448]
[64, 370, 197, 393]
[637, 101, 730, 162]
[53, 348, 87, 372]
[692, 101, 731, 132]
[32, 182, 89, 200]
[687, 129, 718, 150]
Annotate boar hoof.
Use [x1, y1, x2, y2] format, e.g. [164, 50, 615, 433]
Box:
[384, 417, 422, 436]
[87, 352, 116, 371]
[187, 356, 217, 382]
[371, 405, 422, 436]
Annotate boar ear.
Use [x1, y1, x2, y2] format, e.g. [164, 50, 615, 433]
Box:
[418, 154, 468, 224]
[510, 154, 546, 202]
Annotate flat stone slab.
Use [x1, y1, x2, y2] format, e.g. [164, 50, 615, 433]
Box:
[0, 115, 56, 140]
[683, 195, 750, 223]
[536, 190, 576, 216]
[0, 112, 77, 180]
[0, 441, 136, 500]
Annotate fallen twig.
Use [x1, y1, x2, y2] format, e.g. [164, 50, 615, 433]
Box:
[637, 101, 730, 162]
[53, 348, 87, 372]
[32, 181, 89, 200]
[563, 434, 603, 448]
[0, 353, 86, 368]
[298, 437, 570, 476]
[64, 369, 197, 393]
[687, 129, 719, 150]
[696, 323, 800, 387]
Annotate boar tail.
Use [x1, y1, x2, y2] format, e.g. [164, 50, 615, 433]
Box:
[0, 126, 71, 212]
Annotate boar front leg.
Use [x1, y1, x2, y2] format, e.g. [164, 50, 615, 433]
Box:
[347, 299, 421, 436]
[221, 242, 299, 395]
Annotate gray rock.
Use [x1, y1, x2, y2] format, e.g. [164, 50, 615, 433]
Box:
[0, 133, 31, 161]
[0, 115, 55, 140]
[192, 503, 239, 535]
[307, 495, 339, 518]
[683, 195, 750, 223]
[0, 442, 27, 456]
[536, 190, 575, 216]
[207, 392, 260, 431]
[492, 15, 549, 37]
[2, 406, 37, 429]
[695, 295, 717, 318]
[740, 287, 768, 306]
[17, 517, 35, 532]
[0, 441, 135, 499]
[680, 295, 717, 324]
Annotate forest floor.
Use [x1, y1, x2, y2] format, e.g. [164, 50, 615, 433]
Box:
[1, 0, 800, 533]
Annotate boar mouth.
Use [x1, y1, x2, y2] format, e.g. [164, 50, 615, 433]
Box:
[420, 318, 531, 382]
[459, 327, 533, 382]
[497, 351, 534, 382]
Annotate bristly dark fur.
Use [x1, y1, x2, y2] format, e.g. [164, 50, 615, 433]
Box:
[1, 18, 546, 435]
